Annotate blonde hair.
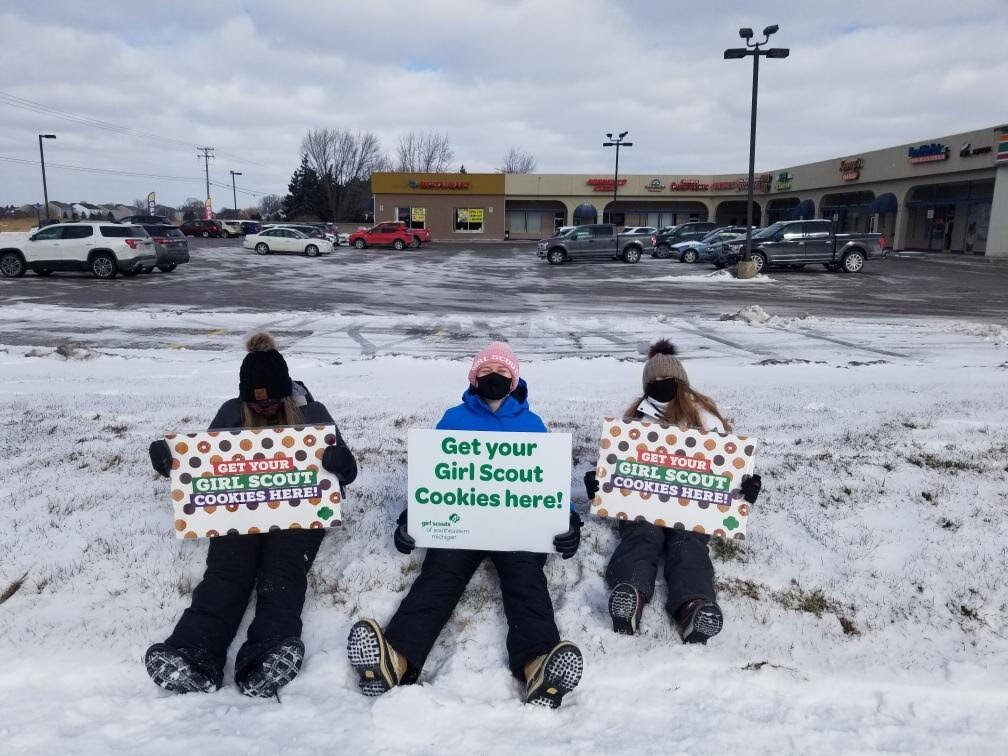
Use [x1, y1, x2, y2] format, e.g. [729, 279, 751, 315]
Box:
[625, 384, 732, 433]
[241, 395, 304, 429]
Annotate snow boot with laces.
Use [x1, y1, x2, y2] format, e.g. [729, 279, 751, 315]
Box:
[524, 641, 583, 710]
[235, 638, 305, 699]
[144, 643, 222, 694]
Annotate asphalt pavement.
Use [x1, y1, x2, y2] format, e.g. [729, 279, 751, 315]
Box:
[2, 238, 1006, 322]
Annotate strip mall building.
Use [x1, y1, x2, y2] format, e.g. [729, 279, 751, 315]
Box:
[371, 124, 1008, 257]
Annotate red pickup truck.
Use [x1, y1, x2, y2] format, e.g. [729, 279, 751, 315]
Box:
[349, 222, 431, 249]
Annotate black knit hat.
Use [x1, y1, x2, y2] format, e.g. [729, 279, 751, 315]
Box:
[239, 332, 292, 402]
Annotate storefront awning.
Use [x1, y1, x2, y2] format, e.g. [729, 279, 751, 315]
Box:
[868, 193, 898, 214]
[788, 199, 815, 219]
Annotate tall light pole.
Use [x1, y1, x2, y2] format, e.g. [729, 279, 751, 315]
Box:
[603, 131, 632, 225]
[38, 134, 56, 221]
[724, 25, 788, 263]
[230, 170, 242, 216]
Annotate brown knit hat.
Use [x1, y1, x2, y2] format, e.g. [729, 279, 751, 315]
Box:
[641, 339, 689, 392]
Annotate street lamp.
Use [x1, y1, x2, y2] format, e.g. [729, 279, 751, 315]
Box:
[602, 131, 632, 225]
[724, 25, 789, 265]
[230, 170, 243, 217]
[38, 134, 56, 221]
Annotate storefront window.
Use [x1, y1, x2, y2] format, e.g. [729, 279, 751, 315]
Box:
[455, 208, 485, 233]
[396, 207, 427, 229]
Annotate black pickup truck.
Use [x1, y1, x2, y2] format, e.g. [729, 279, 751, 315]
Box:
[715, 220, 885, 273]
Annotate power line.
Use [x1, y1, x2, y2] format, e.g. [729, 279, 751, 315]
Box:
[0, 89, 270, 167]
[0, 154, 203, 182]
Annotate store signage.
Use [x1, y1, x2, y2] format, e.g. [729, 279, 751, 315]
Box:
[959, 142, 992, 158]
[908, 143, 949, 164]
[839, 157, 863, 182]
[408, 180, 470, 190]
[712, 174, 772, 192]
[998, 133, 1008, 165]
[644, 179, 666, 192]
[669, 179, 710, 192]
[587, 178, 627, 192]
[774, 172, 792, 191]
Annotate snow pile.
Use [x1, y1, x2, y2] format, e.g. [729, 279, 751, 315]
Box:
[652, 269, 777, 284]
[720, 304, 771, 325]
[1, 317, 1007, 753]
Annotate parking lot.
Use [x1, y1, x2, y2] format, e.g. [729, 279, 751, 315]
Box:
[2, 237, 1006, 322]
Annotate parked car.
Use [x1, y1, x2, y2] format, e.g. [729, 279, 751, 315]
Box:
[671, 226, 753, 263]
[382, 221, 431, 247]
[243, 227, 334, 257]
[218, 220, 246, 238]
[536, 224, 649, 264]
[273, 224, 336, 245]
[651, 222, 720, 258]
[621, 226, 657, 237]
[0, 221, 156, 279]
[348, 223, 414, 250]
[338, 231, 351, 246]
[718, 220, 885, 273]
[121, 214, 169, 225]
[180, 219, 224, 238]
[139, 224, 190, 273]
[239, 221, 262, 235]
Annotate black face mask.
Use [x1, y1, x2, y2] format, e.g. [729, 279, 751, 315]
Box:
[476, 372, 512, 401]
[645, 378, 678, 403]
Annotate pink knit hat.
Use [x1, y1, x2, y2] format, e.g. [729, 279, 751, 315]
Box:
[468, 341, 520, 391]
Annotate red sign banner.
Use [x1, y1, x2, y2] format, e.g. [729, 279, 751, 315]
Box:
[587, 178, 627, 192]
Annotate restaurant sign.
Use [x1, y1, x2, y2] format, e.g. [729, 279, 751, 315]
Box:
[839, 158, 863, 182]
[644, 178, 666, 192]
[669, 179, 710, 192]
[587, 178, 628, 192]
[408, 180, 471, 190]
[712, 174, 772, 192]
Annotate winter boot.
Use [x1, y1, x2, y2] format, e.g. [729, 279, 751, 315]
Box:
[347, 619, 404, 697]
[608, 583, 644, 635]
[675, 599, 723, 644]
[144, 643, 222, 694]
[523, 641, 583, 710]
[235, 638, 305, 699]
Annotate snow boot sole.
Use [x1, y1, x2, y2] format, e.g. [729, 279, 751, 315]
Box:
[144, 644, 218, 694]
[237, 638, 305, 699]
[347, 619, 399, 697]
[678, 601, 723, 644]
[608, 583, 643, 635]
[525, 642, 583, 710]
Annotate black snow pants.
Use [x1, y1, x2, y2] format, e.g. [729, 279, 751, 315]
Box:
[605, 520, 715, 619]
[166, 528, 324, 677]
[384, 548, 561, 682]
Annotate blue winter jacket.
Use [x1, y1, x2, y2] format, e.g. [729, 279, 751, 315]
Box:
[435, 378, 548, 433]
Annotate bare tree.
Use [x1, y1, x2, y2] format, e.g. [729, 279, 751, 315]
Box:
[499, 147, 537, 174]
[395, 131, 455, 173]
[301, 128, 385, 219]
[259, 194, 283, 219]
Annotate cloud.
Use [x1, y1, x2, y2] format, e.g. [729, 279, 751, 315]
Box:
[0, 0, 1006, 206]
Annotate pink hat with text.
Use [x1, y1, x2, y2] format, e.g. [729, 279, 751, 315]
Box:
[468, 341, 520, 391]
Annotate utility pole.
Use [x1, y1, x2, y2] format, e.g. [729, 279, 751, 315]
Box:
[39, 134, 56, 221]
[197, 146, 214, 211]
[230, 170, 242, 216]
[602, 132, 632, 225]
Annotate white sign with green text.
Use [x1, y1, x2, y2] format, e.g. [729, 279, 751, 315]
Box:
[407, 429, 572, 552]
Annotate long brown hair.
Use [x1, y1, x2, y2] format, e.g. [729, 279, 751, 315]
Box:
[241, 396, 304, 429]
[625, 384, 732, 433]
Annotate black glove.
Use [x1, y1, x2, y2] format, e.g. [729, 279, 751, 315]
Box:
[393, 509, 415, 555]
[322, 444, 357, 485]
[740, 474, 762, 504]
[149, 440, 172, 478]
[584, 470, 599, 500]
[553, 512, 584, 560]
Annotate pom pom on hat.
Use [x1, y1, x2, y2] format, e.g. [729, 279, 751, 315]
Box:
[642, 338, 689, 392]
[246, 331, 278, 352]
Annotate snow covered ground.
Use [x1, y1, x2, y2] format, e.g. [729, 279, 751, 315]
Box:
[1, 309, 1007, 754]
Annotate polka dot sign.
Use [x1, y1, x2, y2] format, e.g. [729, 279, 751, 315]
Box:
[166, 425, 344, 539]
[593, 417, 758, 540]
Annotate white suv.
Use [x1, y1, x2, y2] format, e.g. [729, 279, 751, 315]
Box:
[0, 222, 157, 279]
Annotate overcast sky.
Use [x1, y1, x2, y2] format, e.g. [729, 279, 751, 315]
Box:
[1, 0, 1006, 208]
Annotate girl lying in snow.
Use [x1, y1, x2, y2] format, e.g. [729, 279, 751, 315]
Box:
[584, 339, 762, 642]
[346, 342, 585, 709]
[144, 332, 358, 698]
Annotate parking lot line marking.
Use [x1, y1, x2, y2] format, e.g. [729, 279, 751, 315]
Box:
[346, 325, 377, 354]
[207, 328, 226, 336]
[766, 324, 910, 360]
